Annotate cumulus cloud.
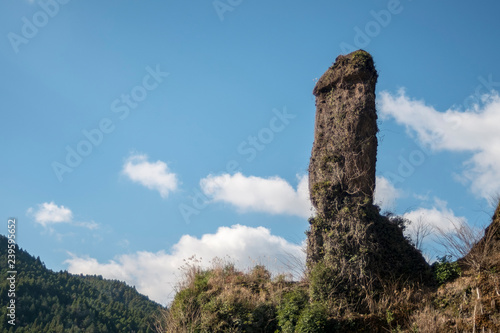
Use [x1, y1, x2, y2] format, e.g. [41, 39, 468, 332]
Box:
[379, 89, 500, 201]
[122, 154, 178, 198]
[28, 202, 73, 226]
[403, 198, 467, 235]
[65, 224, 305, 305]
[27, 202, 97, 230]
[198, 174, 402, 217]
[374, 176, 401, 211]
[200, 173, 313, 218]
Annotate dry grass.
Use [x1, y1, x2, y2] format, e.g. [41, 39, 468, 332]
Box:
[155, 258, 296, 333]
[434, 219, 483, 262]
[435, 219, 493, 272]
[410, 305, 450, 333]
[409, 203, 500, 332]
[433, 198, 500, 274]
[427, 270, 500, 333]
[155, 260, 500, 333]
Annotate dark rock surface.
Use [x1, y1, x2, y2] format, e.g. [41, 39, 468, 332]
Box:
[309, 50, 378, 214]
[306, 51, 431, 311]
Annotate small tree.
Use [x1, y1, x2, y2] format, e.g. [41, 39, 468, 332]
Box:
[410, 216, 433, 252]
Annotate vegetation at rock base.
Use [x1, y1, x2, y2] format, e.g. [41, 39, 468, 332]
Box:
[0, 235, 163, 332]
[156, 259, 289, 332]
[156, 200, 500, 332]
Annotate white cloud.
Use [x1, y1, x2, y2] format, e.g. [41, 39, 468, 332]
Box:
[374, 176, 401, 211]
[122, 154, 178, 198]
[28, 202, 73, 227]
[65, 224, 305, 305]
[379, 89, 500, 201]
[27, 202, 98, 230]
[200, 173, 313, 218]
[199, 174, 401, 218]
[403, 198, 467, 235]
[74, 221, 99, 230]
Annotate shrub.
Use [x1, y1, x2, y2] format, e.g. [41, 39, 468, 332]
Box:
[158, 262, 287, 333]
[193, 270, 210, 292]
[433, 255, 461, 285]
[308, 261, 338, 303]
[295, 302, 328, 333]
[277, 288, 309, 332]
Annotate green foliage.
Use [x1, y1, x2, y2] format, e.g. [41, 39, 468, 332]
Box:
[386, 309, 395, 326]
[310, 181, 331, 198]
[161, 263, 284, 333]
[351, 50, 373, 68]
[0, 235, 162, 332]
[193, 270, 211, 292]
[277, 288, 309, 332]
[433, 255, 462, 285]
[308, 262, 337, 303]
[294, 302, 328, 333]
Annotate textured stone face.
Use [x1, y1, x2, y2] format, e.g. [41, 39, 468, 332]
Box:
[309, 50, 378, 216]
[306, 51, 431, 310]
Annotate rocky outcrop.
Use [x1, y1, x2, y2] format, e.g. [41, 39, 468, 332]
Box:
[309, 50, 378, 214]
[306, 51, 431, 312]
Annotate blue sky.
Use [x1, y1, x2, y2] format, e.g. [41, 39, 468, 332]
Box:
[2, 0, 500, 304]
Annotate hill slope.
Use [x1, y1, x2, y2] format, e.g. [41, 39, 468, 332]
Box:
[0, 235, 163, 332]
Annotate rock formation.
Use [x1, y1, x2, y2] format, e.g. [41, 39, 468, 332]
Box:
[309, 50, 378, 214]
[306, 50, 431, 311]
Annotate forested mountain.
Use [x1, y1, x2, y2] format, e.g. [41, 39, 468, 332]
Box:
[0, 235, 163, 332]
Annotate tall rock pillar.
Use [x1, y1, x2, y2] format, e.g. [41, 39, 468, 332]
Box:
[309, 50, 378, 217]
[306, 51, 430, 311]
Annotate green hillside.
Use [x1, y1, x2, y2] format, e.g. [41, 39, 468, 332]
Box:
[0, 235, 163, 332]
